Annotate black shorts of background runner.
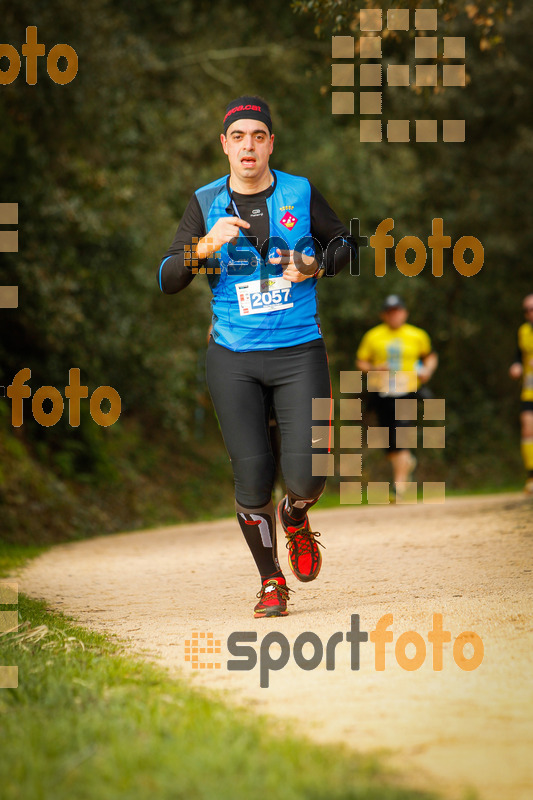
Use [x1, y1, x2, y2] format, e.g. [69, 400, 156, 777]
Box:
[521, 400, 533, 412]
[369, 392, 419, 453]
[206, 337, 331, 508]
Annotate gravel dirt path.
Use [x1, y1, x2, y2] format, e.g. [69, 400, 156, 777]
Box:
[14, 493, 533, 800]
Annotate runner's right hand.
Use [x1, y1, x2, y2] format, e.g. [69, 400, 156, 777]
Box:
[199, 217, 251, 256]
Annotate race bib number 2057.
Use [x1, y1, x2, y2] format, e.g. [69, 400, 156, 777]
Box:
[235, 277, 293, 316]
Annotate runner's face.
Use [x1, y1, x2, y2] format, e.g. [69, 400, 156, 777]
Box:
[221, 120, 274, 182]
[523, 295, 533, 320]
[382, 307, 408, 329]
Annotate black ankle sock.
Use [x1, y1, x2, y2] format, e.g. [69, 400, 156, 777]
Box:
[261, 569, 285, 584]
[283, 498, 305, 523]
[284, 491, 321, 523]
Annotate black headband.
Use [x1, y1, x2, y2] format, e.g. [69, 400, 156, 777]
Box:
[223, 96, 272, 134]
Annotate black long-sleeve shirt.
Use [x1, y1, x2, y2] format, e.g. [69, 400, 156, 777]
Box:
[157, 180, 356, 294]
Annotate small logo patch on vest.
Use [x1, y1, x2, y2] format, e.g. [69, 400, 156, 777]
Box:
[280, 211, 298, 229]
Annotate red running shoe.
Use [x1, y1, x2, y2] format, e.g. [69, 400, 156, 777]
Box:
[254, 578, 291, 618]
[277, 497, 324, 583]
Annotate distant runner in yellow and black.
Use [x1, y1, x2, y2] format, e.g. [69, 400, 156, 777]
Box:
[356, 295, 438, 500]
[509, 293, 533, 495]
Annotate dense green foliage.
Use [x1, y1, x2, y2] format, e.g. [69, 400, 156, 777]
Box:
[0, 0, 530, 542]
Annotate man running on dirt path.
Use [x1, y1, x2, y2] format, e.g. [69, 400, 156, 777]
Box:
[356, 295, 438, 501]
[509, 293, 533, 495]
[158, 96, 356, 616]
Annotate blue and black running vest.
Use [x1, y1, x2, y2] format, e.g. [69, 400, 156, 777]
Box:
[196, 169, 322, 352]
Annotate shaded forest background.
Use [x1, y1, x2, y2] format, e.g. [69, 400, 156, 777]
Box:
[0, 0, 531, 543]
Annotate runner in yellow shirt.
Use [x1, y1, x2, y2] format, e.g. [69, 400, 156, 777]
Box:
[356, 295, 438, 499]
[509, 294, 533, 495]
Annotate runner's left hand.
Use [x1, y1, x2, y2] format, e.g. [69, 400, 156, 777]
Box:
[273, 249, 317, 282]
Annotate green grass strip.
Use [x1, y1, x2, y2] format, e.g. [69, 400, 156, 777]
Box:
[0, 548, 439, 800]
